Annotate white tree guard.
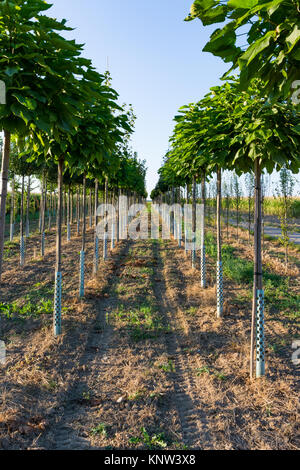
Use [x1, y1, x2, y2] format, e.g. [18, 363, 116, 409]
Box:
[217, 261, 223, 317]
[53, 271, 62, 336]
[20, 236, 25, 266]
[256, 289, 265, 378]
[79, 250, 85, 298]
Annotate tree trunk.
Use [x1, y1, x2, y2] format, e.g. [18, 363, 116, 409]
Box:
[79, 174, 87, 297]
[93, 179, 99, 274]
[0, 130, 11, 280]
[82, 176, 87, 253]
[76, 186, 80, 235]
[226, 195, 229, 240]
[70, 190, 73, 225]
[171, 186, 175, 237]
[201, 174, 206, 288]
[20, 175, 25, 267]
[105, 177, 108, 233]
[89, 188, 92, 228]
[248, 196, 251, 244]
[250, 158, 265, 379]
[26, 176, 31, 238]
[236, 199, 239, 243]
[192, 176, 196, 269]
[41, 173, 46, 257]
[10, 176, 15, 242]
[54, 158, 64, 336]
[67, 185, 71, 242]
[262, 190, 265, 255]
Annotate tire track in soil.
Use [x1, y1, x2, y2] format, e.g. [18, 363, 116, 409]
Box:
[151, 240, 212, 450]
[32, 240, 132, 450]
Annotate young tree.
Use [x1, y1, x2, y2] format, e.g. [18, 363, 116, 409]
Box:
[9, 142, 32, 266]
[232, 173, 242, 243]
[223, 175, 232, 241]
[0, 0, 82, 280]
[275, 166, 295, 272]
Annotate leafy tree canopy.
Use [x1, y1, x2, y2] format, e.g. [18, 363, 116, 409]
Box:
[186, 0, 300, 100]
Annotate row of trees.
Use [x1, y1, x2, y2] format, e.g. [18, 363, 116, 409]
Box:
[0, 0, 147, 335]
[154, 168, 298, 253]
[152, 0, 300, 379]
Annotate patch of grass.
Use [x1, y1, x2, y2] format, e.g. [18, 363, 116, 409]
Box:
[0, 298, 53, 319]
[128, 390, 145, 401]
[186, 307, 198, 317]
[206, 233, 253, 283]
[114, 285, 127, 295]
[206, 231, 300, 320]
[139, 266, 154, 276]
[113, 303, 168, 342]
[195, 366, 210, 376]
[129, 427, 168, 450]
[158, 359, 175, 373]
[82, 391, 92, 401]
[195, 366, 227, 381]
[90, 423, 108, 438]
[46, 380, 57, 391]
[264, 278, 300, 319]
[268, 339, 287, 356]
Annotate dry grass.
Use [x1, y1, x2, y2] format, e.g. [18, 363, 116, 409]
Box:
[0, 227, 299, 450]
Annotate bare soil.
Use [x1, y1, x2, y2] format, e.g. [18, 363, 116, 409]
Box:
[0, 222, 299, 450]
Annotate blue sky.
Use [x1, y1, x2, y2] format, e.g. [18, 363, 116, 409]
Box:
[48, 0, 228, 194]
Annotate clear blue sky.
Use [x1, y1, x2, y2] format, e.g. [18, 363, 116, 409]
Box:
[48, 0, 228, 195]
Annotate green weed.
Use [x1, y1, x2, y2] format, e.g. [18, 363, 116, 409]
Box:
[91, 423, 108, 438]
[129, 427, 168, 450]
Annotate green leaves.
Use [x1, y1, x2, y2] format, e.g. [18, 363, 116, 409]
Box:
[186, 0, 228, 25]
[228, 0, 258, 8]
[187, 0, 300, 101]
[203, 23, 240, 62]
[159, 79, 300, 188]
[12, 94, 37, 110]
[286, 24, 300, 52]
[238, 31, 276, 68]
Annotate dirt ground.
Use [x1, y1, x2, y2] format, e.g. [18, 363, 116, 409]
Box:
[0, 221, 299, 450]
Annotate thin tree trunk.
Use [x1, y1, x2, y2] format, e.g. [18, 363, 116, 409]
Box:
[226, 196, 229, 240]
[53, 158, 64, 336]
[67, 185, 71, 242]
[171, 186, 175, 236]
[192, 176, 196, 268]
[262, 190, 265, 255]
[70, 190, 73, 225]
[89, 188, 92, 228]
[248, 196, 251, 244]
[0, 130, 11, 280]
[79, 174, 87, 297]
[10, 176, 15, 241]
[216, 169, 223, 318]
[105, 177, 108, 232]
[94, 179, 99, 229]
[48, 190, 51, 231]
[201, 174, 206, 288]
[41, 173, 46, 257]
[82, 176, 87, 252]
[236, 200, 239, 243]
[250, 158, 264, 379]
[93, 179, 99, 274]
[20, 176, 25, 241]
[56, 161, 63, 273]
[76, 186, 80, 235]
[26, 176, 31, 237]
